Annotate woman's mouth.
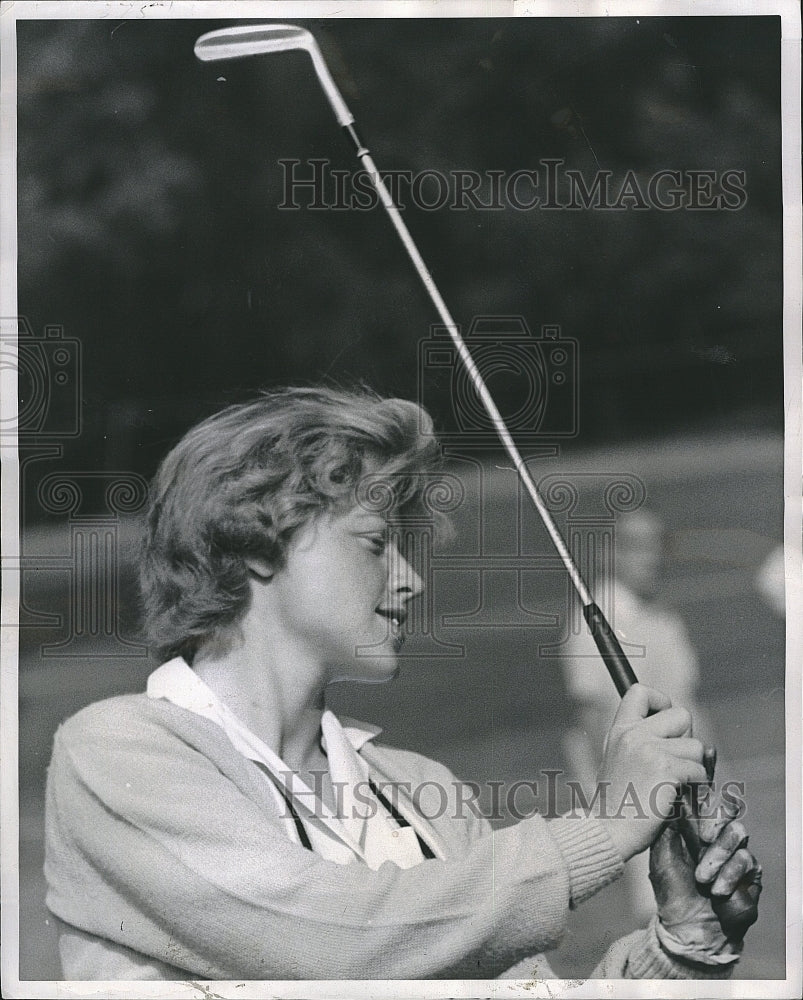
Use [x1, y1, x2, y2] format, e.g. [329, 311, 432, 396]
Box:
[376, 608, 407, 647]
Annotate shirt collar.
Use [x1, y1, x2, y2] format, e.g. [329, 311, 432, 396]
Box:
[146, 657, 382, 752]
[147, 657, 429, 869]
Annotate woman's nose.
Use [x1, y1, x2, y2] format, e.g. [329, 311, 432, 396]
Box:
[388, 545, 424, 598]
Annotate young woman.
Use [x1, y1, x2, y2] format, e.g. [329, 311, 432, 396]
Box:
[44, 387, 760, 981]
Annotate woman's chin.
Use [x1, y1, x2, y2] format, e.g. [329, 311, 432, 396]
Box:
[329, 655, 401, 686]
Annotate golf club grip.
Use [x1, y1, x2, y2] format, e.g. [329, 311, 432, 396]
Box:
[582, 602, 639, 696]
[581, 602, 758, 938]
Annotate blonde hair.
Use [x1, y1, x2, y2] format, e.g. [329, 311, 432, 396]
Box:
[140, 386, 443, 661]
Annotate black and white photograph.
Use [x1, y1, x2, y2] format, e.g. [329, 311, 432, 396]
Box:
[1, 1, 800, 997]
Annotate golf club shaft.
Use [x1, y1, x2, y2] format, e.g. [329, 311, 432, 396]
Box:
[348, 130, 638, 697]
[344, 128, 597, 608]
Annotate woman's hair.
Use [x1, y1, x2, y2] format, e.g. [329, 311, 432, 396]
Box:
[140, 386, 444, 662]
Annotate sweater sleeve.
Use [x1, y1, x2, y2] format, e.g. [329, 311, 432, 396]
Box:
[44, 697, 623, 981]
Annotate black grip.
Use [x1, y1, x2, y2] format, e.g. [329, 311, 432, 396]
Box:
[582, 602, 639, 696]
[581, 603, 759, 939]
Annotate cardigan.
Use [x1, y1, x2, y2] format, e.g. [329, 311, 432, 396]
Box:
[43, 693, 734, 981]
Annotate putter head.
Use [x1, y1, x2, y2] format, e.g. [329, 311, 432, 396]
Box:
[194, 23, 353, 127]
[194, 24, 315, 62]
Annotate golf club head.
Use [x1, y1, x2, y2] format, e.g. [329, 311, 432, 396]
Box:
[194, 24, 315, 62]
[194, 24, 353, 127]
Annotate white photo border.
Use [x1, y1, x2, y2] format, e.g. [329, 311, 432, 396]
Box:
[1, 2, 800, 998]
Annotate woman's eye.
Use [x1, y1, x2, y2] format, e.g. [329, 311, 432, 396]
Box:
[364, 535, 387, 554]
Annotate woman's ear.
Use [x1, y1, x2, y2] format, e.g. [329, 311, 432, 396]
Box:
[244, 557, 273, 581]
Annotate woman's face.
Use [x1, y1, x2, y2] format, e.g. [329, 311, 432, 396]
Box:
[263, 505, 424, 684]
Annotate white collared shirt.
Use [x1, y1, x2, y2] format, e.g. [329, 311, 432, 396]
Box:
[147, 658, 425, 870]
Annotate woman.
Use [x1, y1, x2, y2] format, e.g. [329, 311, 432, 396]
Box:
[44, 386, 760, 980]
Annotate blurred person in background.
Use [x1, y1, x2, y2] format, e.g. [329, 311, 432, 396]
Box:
[754, 543, 786, 619]
[562, 507, 715, 925]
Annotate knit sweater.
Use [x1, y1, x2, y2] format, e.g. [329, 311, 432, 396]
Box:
[44, 694, 732, 981]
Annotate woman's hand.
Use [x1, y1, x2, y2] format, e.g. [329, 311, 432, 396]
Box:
[595, 684, 708, 861]
[649, 809, 762, 965]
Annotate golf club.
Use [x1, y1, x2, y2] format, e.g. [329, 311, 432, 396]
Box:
[194, 23, 758, 938]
